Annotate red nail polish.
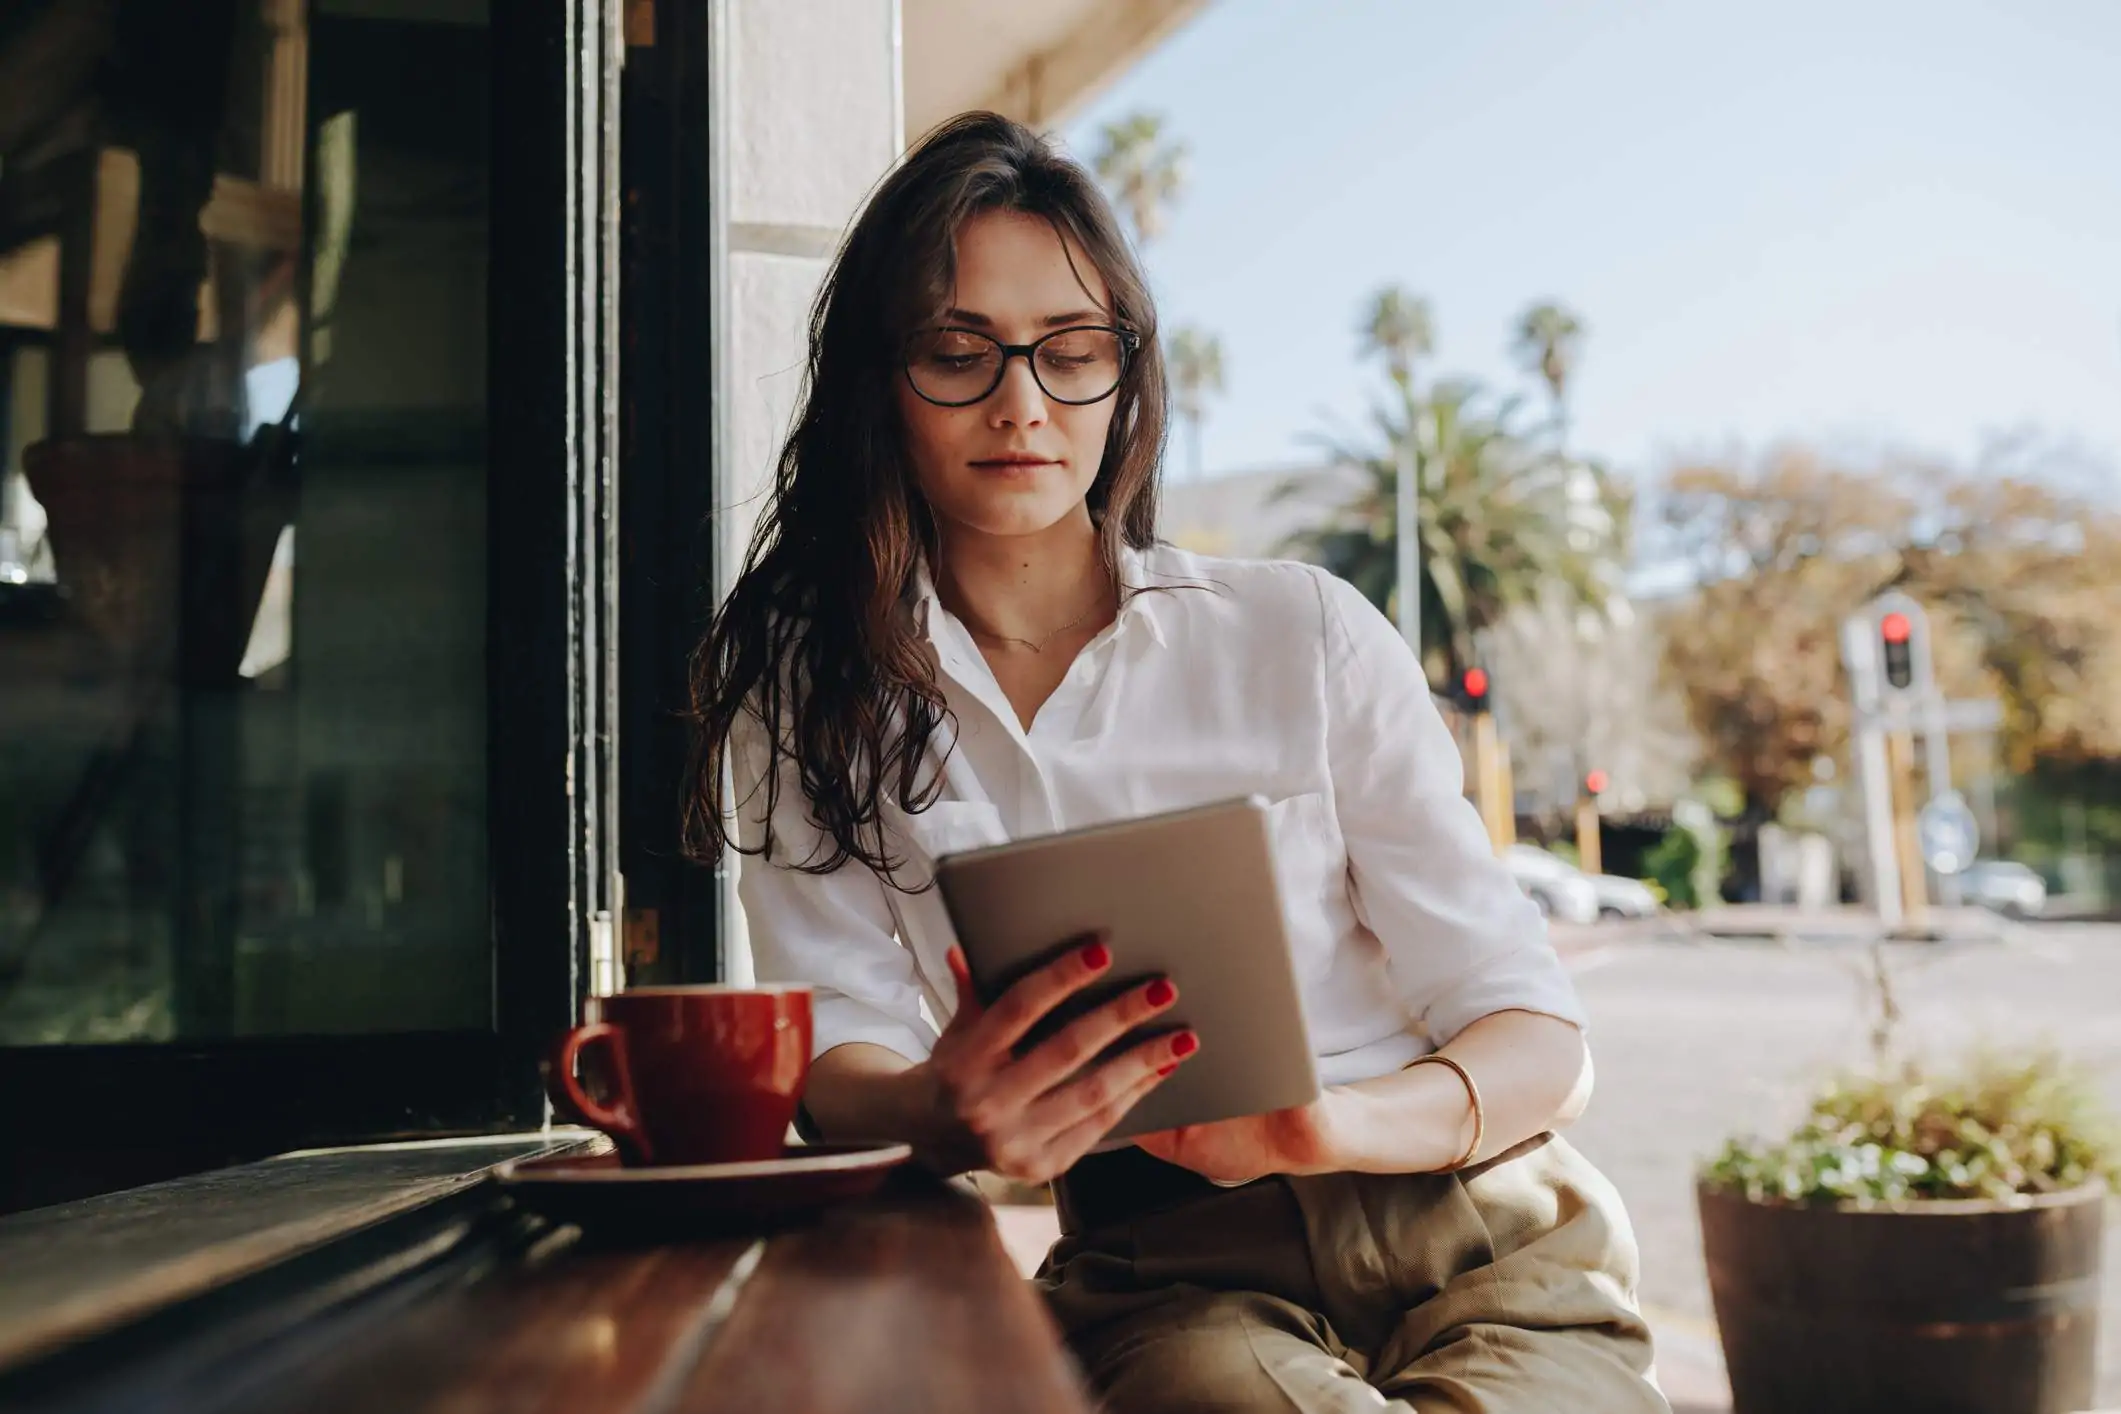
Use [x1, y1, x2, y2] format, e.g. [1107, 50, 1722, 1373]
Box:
[1082, 940, 1111, 971]
[1145, 978, 1176, 1007]
[1171, 1032, 1199, 1059]
[1157, 1063, 1178, 1077]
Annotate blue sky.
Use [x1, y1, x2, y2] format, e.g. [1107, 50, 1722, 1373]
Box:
[1062, 0, 2121, 487]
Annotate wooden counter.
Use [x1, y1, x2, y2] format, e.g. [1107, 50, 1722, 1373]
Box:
[0, 1140, 1093, 1414]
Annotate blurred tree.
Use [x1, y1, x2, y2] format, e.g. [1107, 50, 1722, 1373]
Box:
[1658, 455, 1919, 819]
[1512, 301, 1585, 447]
[1897, 473, 2121, 771]
[1167, 326, 1225, 482]
[1285, 380, 1607, 687]
[1359, 285, 1435, 395]
[1655, 450, 2121, 820]
[1484, 582, 1697, 817]
[1089, 112, 1186, 246]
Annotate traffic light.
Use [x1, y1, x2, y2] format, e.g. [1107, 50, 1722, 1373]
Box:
[1880, 611, 1914, 691]
[1457, 666, 1491, 714]
[1584, 768, 1610, 797]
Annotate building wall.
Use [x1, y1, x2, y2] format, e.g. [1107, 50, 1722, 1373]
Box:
[1157, 462, 1363, 562]
[714, 0, 901, 979]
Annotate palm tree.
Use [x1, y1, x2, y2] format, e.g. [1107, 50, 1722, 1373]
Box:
[1511, 301, 1585, 446]
[1358, 285, 1435, 394]
[1090, 112, 1187, 246]
[1282, 382, 1606, 686]
[1356, 286, 1436, 654]
[1166, 327, 1225, 481]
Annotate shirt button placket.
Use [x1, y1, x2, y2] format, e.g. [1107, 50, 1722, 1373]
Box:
[1018, 752, 1055, 836]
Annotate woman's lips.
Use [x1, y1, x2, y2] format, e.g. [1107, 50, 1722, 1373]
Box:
[969, 456, 1058, 471]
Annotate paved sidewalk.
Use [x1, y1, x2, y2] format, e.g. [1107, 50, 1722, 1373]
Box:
[1688, 902, 2028, 944]
[1640, 1301, 1731, 1413]
[1551, 902, 2032, 955]
[1568, 928, 2121, 1413]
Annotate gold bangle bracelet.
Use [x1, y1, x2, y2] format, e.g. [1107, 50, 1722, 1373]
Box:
[1407, 1053, 1484, 1173]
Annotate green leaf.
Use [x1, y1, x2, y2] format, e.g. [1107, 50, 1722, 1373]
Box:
[1700, 1049, 2120, 1205]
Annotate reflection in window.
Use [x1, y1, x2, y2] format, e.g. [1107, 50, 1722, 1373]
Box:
[0, 1, 491, 1043]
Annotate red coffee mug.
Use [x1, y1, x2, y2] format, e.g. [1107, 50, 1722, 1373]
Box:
[547, 985, 813, 1167]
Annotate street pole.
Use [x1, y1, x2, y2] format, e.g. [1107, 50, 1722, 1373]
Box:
[1855, 719, 1903, 928]
[1393, 393, 1420, 664]
[1887, 728, 1928, 923]
[1921, 694, 1960, 906]
[1473, 713, 1509, 852]
[1575, 795, 1603, 876]
[1841, 614, 1904, 928]
[1495, 743, 1516, 849]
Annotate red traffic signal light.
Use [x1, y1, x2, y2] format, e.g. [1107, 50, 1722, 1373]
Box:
[1584, 769, 1610, 796]
[1461, 667, 1488, 701]
[1880, 611, 1915, 689]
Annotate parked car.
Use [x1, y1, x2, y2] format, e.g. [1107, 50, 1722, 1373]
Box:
[1957, 859, 2047, 919]
[1504, 845, 1601, 925]
[1584, 872, 1661, 920]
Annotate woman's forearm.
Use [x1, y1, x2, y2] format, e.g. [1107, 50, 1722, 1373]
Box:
[1323, 1009, 1592, 1174]
[804, 1042, 931, 1143]
[804, 1042, 985, 1175]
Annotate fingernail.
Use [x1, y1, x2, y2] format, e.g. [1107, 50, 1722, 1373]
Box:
[1082, 940, 1111, 971]
[1157, 1063, 1178, 1077]
[1144, 978, 1176, 1008]
[1170, 1032, 1199, 1059]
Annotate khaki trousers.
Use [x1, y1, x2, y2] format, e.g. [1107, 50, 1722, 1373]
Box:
[1038, 1135, 1669, 1413]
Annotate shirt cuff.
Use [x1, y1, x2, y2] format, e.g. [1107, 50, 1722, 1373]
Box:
[1416, 945, 1588, 1047]
[811, 997, 936, 1067]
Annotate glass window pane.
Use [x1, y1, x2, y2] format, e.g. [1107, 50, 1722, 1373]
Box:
[0, 1, 492, 1042]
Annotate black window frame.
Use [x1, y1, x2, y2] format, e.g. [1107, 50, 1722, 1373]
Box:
[0, 0, 646, 1213]
[616, 0, 726, 989]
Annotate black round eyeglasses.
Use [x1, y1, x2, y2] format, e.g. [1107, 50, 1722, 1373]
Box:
[901, 325, 1138, 408]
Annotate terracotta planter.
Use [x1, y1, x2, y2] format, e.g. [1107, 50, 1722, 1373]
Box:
[1698, 1180, 2107, 1414]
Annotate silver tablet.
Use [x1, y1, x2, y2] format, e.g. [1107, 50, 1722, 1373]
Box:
[933, 795, 1321, 1144]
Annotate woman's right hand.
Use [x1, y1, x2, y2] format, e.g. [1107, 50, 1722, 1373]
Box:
[906, 937, 1197, 1183]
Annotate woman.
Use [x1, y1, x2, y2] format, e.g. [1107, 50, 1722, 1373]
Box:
[688, 112, 1666, 1414]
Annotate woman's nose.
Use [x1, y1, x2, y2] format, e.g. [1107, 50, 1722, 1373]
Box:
[987, 356, 1049, 429]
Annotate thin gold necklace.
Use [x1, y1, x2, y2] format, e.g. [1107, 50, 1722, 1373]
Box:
[960, 581, 1114, 654]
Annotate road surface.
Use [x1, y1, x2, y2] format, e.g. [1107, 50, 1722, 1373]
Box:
[1567, 922, 2121, 1410]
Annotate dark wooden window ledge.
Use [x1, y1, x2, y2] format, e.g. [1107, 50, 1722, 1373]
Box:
[0, 1137, 1092, 1414]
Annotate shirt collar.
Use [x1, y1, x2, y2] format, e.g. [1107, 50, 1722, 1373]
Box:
[1114, 542, 1169, 646]
[912, 561, 942, 641]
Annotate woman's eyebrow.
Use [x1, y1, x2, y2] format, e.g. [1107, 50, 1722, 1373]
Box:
[942, 307, 1108, 329]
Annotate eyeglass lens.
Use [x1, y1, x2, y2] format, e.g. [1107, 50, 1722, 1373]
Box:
[905, 328, 1125, 406]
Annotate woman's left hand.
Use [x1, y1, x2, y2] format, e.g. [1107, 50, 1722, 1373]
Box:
[1133, 1092, 1346, 1184]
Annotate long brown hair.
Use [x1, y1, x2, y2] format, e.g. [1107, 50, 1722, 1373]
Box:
[683, 112, 1169, 878]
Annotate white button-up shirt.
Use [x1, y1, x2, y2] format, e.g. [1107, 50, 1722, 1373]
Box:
[733, 544, 1585, 1089]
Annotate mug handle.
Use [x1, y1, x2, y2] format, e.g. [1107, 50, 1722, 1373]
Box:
[548, 1022, 653, 1163]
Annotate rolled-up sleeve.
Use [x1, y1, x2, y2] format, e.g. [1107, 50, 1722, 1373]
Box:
[1315, 570, 1587, 1045]
[730, 712, 936, 1065]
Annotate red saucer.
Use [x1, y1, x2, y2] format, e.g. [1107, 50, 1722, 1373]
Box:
[492, 1142, 913, 1236]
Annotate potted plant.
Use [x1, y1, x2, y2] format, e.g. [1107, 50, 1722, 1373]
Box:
[1698, 1040, 2117, 1414]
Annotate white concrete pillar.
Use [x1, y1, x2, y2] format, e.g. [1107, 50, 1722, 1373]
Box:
[713, 0, 902, 980]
